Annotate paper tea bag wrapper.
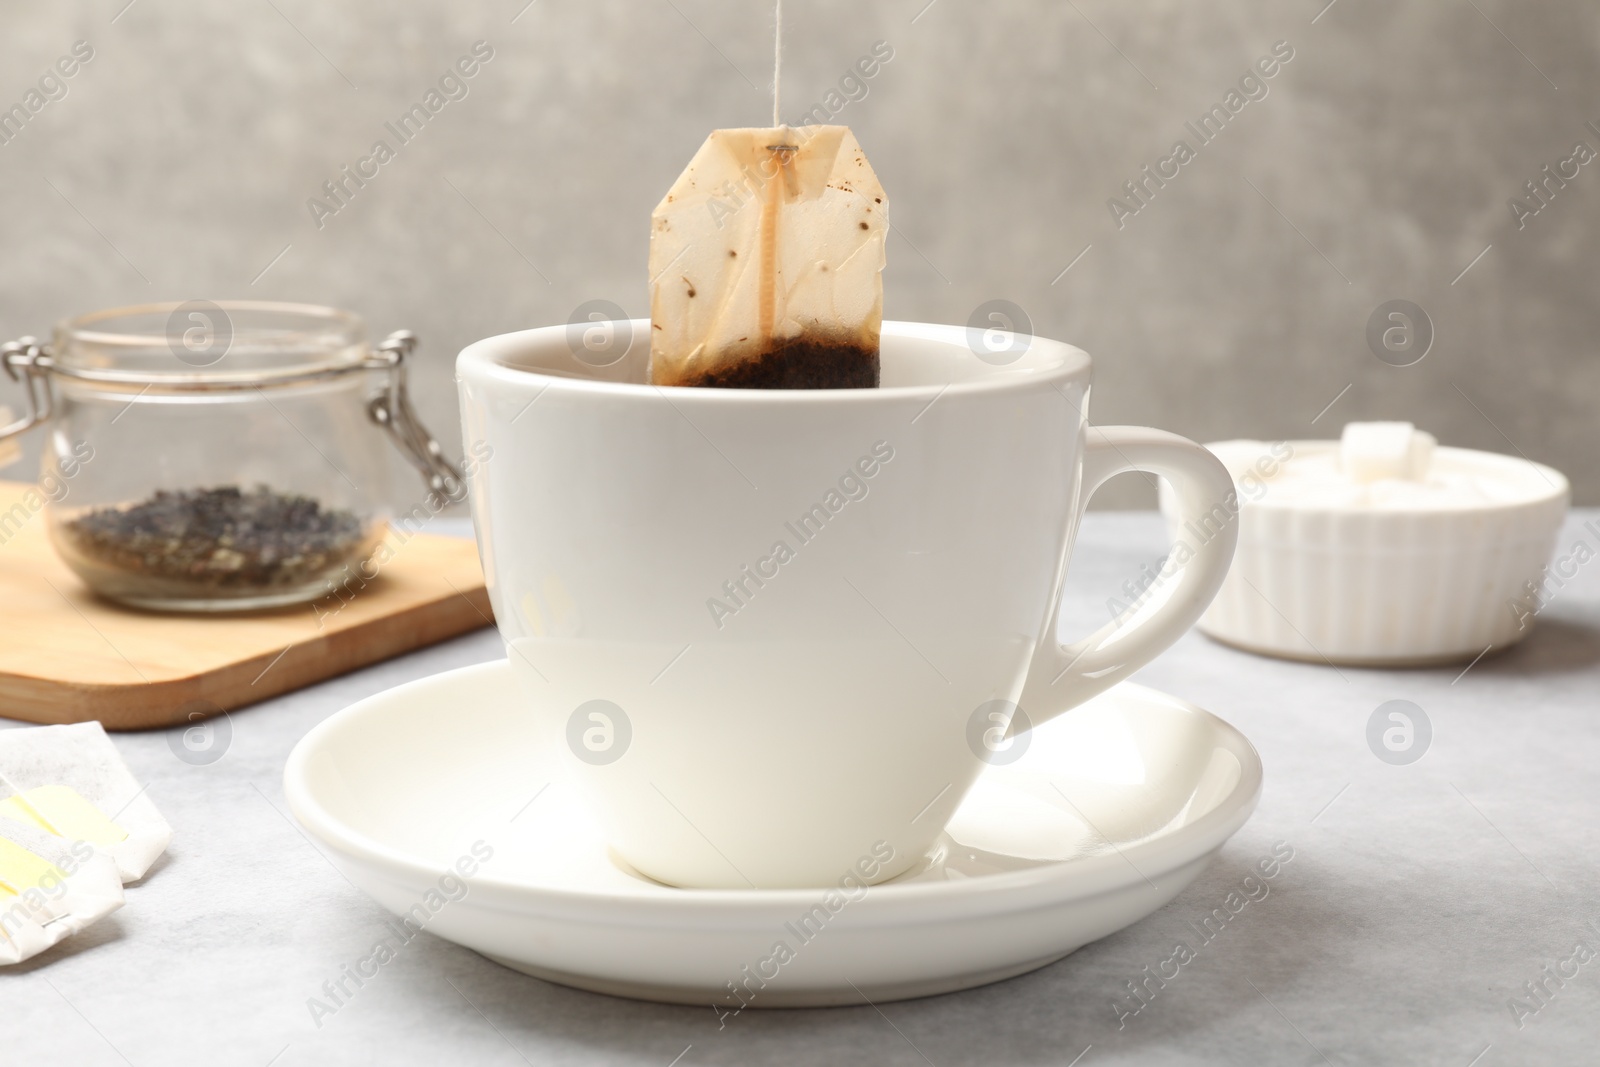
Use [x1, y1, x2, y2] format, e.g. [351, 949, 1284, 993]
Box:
[649, 125, 888, 388]
[0, 722, 172, 884]
[0, 723, 170, 964]
[0, 821, 124, 966]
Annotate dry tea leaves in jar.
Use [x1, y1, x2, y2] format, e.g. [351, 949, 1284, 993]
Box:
[2, 304, 463, 612]
[60, 486, 371, 591]
[648, 125, 888, 389]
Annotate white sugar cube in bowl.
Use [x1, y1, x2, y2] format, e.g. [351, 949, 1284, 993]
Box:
[1158, 423, 1570, 666]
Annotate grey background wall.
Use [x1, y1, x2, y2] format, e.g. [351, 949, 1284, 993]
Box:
[1, 0, 1595, 508]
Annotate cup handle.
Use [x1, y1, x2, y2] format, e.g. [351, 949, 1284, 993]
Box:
[1019, 425, 1237, 728]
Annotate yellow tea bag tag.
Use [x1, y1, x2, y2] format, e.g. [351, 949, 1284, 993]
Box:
[0, 836, 63, 899]
[0, 785, 128, 847]
[0, 767, 58, 836]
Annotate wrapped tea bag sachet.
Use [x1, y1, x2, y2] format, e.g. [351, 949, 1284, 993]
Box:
[649, 125, 888, 389]
[0, 722, 173, 964]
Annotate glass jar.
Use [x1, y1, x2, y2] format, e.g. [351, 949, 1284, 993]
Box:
[1, 301, 461, 612]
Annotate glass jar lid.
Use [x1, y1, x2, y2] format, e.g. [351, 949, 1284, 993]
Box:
[4, 301, 464, 502]
[47, 301, 376, 392]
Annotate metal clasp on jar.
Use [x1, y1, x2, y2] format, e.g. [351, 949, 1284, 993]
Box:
[0, 336, 54, 442]
[364, 330, 466, 503]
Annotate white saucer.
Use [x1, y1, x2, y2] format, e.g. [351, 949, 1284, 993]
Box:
[285, 661, 1262, 1008]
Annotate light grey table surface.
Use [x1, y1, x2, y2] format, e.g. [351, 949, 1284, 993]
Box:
[8, 513, 1599, 1067]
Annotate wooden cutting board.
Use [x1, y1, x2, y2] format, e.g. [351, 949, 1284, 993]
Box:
[0, 481, 494, 730]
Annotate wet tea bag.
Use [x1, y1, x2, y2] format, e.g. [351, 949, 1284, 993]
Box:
[649, 125, 888, 388]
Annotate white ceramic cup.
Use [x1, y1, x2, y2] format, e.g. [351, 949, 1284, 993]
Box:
[457, 321, 1238, 889]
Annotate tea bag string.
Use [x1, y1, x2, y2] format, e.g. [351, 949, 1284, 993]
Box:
[763, 0, 796, 343]
[768, 0, 795, 151]
[768, 0, 780, 127]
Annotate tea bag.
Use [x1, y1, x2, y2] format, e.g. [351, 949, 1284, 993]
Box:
[0, 822, 124, 965]
[0, 723, 172, 965]
[649, 125, 888, 388]
[0, 723, 172, 884]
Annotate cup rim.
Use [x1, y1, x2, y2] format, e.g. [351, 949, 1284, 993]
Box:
[457, 319, 1092, 403]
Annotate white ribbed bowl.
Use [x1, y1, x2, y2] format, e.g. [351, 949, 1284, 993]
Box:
[1160, 442, 1569, 666]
